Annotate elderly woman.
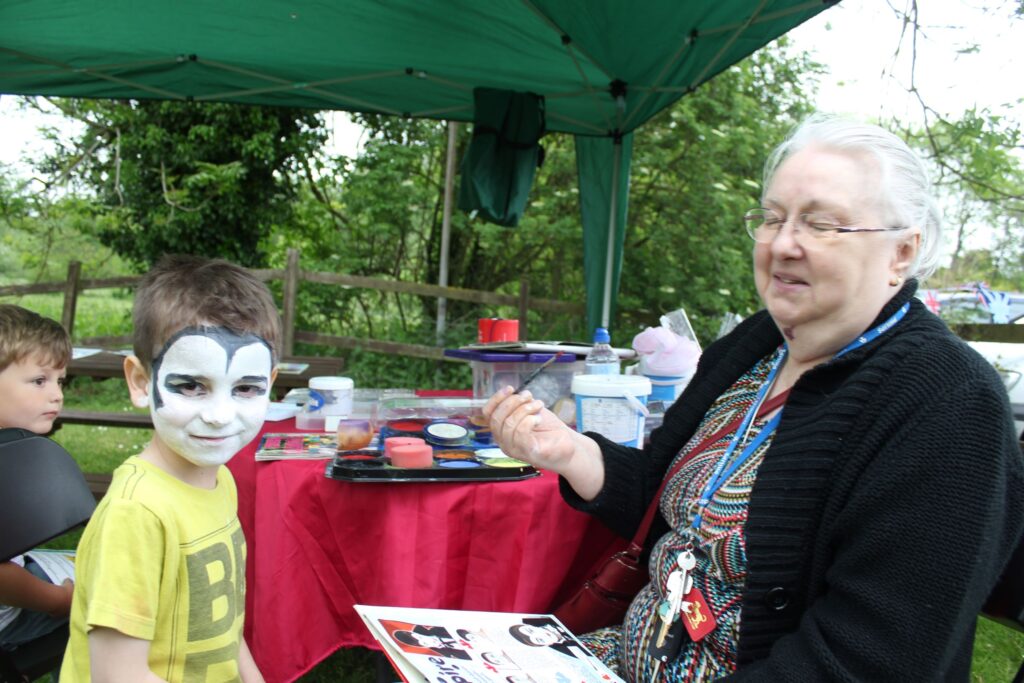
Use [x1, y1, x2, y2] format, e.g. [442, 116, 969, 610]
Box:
[484, 116, 1024, 681]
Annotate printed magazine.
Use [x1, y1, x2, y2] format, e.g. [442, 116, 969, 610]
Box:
[356, 605, 624, 683]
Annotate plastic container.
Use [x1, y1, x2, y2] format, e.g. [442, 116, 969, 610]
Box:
[378, 396, 488, 424]
[585, 327, 620, 375]
[571, 374, 652, 447]
[307, 376, 354, 416]
[443, 350, 583, 414]
[296, 398, 375, 432]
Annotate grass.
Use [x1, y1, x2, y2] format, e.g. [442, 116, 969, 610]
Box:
[1, 290, 134, 343]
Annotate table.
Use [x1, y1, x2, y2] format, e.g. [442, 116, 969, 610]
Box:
[228, 418, 623, 683]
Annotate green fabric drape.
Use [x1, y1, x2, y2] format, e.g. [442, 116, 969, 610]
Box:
[457, 88, 545, 227]
[577, 133, 633, 337]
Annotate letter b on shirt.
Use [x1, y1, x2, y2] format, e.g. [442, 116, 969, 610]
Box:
[186, 528, 246, 641]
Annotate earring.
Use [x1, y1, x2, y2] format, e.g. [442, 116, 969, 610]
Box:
[889, 275, 903, 287]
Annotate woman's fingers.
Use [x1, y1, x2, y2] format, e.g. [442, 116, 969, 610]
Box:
[482, 385, 515, 420]
[487, 391, 546, 458]
[511, 410, 542, 458]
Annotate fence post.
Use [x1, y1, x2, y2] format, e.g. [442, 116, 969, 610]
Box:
[518, 277, 530, 342]
[62, 260, 82, 340]
[282, 248, 299, 358]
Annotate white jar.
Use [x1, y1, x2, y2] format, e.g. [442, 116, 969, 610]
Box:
[307, 376, 354, 416]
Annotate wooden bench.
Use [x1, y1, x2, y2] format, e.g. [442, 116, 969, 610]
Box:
[56, 409, 153, 429]
[83, 472, 113, 501]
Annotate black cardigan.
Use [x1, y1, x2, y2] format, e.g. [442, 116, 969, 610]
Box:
[563, 282, 1024, 681]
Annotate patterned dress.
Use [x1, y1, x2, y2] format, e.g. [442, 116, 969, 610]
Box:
[581, 348, 783, 682]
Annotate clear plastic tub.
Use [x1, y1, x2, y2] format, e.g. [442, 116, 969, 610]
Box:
[443, 349, 583, 411]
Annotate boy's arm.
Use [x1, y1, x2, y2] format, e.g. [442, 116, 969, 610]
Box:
[239, 637, 265, 683]
[88, 626, 167, 683]
[0, 561, 73, 617]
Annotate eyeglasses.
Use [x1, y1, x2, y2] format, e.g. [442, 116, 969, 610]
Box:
[743, 208, 906, 243]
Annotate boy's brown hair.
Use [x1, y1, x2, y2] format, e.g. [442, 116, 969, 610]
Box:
[0, 304, 72, 372]
[132, 255, 281, 369]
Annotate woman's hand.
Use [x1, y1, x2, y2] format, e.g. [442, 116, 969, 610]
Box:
[484, 386, 576, 472]
[484, 386, 606, 499]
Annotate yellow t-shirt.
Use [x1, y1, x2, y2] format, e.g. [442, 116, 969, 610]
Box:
[61, 456, 247, 682]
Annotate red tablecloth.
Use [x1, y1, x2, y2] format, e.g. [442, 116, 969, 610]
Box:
[228, 418, 622, 683]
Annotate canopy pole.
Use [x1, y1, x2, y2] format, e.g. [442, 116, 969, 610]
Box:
[436, 121, 458, 346]
[601, 135, 623, 331]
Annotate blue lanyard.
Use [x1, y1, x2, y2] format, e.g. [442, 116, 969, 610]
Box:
[690, 302, 909, 531]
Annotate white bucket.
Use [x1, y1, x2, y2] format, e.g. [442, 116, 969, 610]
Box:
[572, 374, 652, 447]
[307, 376, 354, 416]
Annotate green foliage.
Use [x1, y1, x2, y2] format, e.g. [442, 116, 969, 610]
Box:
[0, 170, 133, 284]
[44, 99, 327, 267]
[933, 248, 1024, 293]
[899, 109, 1024, 289]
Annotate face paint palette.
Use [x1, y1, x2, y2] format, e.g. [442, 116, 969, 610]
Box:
[324, 442, 538, 483]
[325, 454, 536, 485]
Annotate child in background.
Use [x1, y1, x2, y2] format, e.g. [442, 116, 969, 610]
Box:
[61, 255, 277, 682]
[0, 305, 74, 660]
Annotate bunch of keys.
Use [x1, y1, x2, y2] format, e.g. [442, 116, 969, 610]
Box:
[649, 548, 720, 678]
[656, 549, 696, 647]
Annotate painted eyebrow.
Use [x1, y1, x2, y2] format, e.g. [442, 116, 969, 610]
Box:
[238, 375, 269, 383]
[164, 373, 203, 383]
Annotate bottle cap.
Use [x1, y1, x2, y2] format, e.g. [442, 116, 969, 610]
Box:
[593, 327, 611, 344]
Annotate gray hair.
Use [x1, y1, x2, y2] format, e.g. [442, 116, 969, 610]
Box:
[762, 114, 944, 280]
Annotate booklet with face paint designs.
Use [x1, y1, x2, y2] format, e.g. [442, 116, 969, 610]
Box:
[355, 605, 624, 683]
[255, 432, 349, 460]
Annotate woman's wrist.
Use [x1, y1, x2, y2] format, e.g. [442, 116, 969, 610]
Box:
[558, 431, 605, 501]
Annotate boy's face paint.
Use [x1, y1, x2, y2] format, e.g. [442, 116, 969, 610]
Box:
[149, 328, 272, 467]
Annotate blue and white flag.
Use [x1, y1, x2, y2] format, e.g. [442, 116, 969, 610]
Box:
[976, 284, 1013, 323]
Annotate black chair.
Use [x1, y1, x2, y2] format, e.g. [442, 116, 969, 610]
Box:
[982, 529, 1024, 683]
[0, 428, 96, 682]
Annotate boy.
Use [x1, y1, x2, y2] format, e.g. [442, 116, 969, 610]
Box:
[61, 255, 276, 682]
[0, 304, 74, 655]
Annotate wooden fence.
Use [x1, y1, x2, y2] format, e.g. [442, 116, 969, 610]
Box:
[0, 248, 587, 361]
[3, 252, 1022, 353]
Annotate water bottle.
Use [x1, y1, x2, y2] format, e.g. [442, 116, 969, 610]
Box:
[585, 327, 621, 375]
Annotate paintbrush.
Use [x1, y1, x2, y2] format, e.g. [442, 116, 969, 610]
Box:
[514, 351, 565, 394]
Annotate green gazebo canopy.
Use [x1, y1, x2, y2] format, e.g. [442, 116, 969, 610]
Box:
[0, 0, 836, 332]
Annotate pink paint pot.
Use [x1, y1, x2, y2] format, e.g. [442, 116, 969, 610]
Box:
[384, 436, 424, 459]
[389, 443, 434, 468]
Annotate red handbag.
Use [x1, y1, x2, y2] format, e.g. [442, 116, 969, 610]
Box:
[553, 389, 790, 635]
